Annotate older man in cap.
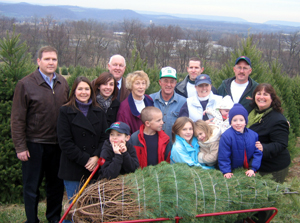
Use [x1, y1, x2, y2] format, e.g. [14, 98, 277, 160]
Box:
[150, 67, 186, 143]
[217, 56, 258, 113]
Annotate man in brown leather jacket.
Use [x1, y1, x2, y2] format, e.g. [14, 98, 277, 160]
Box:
[11, 46, 69, 223]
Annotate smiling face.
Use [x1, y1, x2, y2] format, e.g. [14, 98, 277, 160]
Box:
[99, 78, 115, 99]
[195, 129, 207, 142]
[255, 88, 272, 111]
[37, 51, 58, 76]
[195, 83, 211, 97]
[109, 129, 130, 146]
[187, 60, 204, 81]
[131, 78, 146, 100]
[231, 115, 246, 133]
[159, 77, 177, 97]
[107, 56, 126, 81]
[179, 122, 194, 143]
[233, 60, 252, 84]
[75, 81, 91, 103]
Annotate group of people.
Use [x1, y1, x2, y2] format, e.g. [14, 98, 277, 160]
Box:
[11, 46, 291, 223]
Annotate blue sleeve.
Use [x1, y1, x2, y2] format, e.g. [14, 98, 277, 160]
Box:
[218, 133, 232, 174]
[179, 102, 189, 117]
[250, 133, 263, 172]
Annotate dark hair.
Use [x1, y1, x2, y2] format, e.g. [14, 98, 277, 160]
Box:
[189, 57, 202, 67]
[251, 83, 283, 113]
[38, 46, 58, 59]
[65, 76, 98, 109]
[93, 72, 118, 101]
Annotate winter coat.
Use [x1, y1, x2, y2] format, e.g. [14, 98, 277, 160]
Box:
[11, 69, 69, 153]
[179, 92, 222, 122]
[129, 124, 171, 168]
[106, 99, 120, 127]
[57, 104, 108, 181]
[205, 107, 230, 133]
[248, 109, 290, 172]
[197, 125, 222, 166]
[218, 127, 262, 174]
[100, 140, 139, 179]
[116, 93, 154, 134]
[217, 77, 258, 113]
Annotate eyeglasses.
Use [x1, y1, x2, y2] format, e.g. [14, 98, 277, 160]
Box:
[235, 66, 250, 71]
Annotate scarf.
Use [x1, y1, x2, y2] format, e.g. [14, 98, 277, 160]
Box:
[96, 94, 113, 112]
[247, 107, 272, 128]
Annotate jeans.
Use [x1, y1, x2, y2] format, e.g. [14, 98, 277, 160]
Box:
[63, 180, 81, 223]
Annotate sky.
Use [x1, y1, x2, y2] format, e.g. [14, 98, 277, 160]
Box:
[3, 0, 300, 24]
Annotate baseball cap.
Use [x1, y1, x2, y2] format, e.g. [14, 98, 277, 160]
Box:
[195, 74, 212, 86]
[159, 66, 177, 79]
[235, 56, 251, 67]
[105, 122, 130, 135]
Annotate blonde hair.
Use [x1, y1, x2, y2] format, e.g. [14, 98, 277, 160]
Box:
[172, 117, 194, 143]
[126, 70, 150, 90]
[194, 120, 213, 141]
[140, 106, 162, 124]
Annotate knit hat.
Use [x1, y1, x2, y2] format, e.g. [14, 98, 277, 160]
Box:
[229, 103, 248, 124]
[159, 66, 177, 79]
[217, 95, 234, 110]
[105, 122, 131, 135]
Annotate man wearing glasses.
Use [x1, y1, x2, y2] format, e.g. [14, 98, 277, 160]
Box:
[217, 56, 258, 113]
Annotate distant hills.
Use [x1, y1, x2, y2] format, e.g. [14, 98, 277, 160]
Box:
[0, 2, 299, 33]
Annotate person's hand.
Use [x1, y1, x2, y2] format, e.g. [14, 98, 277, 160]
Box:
[245, 169, 255, 177]
[112, 143, 121, 155]
[255, 141, 263, 152]
[85, 156, 99, 171]
[224, 173, 233, 179]
[119, 141, 127, 153]
[203, 110, 207, 115]
[205, 118, 214, 124]
[17, 150, 30, 161]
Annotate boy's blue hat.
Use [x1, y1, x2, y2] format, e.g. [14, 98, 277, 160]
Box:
[235, 56, 251, 67]
[229, 103, 248, 124]
[105, 122, 130, 135]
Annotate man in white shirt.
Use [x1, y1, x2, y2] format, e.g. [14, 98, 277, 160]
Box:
[217, 56, 258, 113]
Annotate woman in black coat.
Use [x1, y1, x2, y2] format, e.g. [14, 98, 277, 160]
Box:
[247, 83, 290, 183]
[57, 76, 108, 203]
[93, 72, 120, 127]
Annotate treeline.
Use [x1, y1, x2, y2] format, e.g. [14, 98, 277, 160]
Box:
[1, 16, 300, 76]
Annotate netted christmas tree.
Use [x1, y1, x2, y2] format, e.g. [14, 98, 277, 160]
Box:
[68, 162, 291, 223]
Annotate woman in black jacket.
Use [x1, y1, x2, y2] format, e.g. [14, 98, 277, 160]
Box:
[57, 76, 108, 204]
[93, 72, 120, 127]
[247, 83, 290, 183]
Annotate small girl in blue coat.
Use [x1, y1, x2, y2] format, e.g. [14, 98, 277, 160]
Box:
[218, 103, 262, 179]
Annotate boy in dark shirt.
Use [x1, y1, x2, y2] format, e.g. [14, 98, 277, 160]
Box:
[100, 122, 139, 179]
[129, 106, 171, 168]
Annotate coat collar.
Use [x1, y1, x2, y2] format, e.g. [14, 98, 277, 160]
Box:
[33, 68, 62, 86]
[128, 93, 154, 117]
[66, 105, 103, 135]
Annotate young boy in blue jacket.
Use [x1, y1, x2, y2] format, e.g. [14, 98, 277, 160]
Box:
[218, 103, 262, 179]
[100, 122, 139, 179]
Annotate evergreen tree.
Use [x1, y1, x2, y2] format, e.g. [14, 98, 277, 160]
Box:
[0, 29, 35, 203]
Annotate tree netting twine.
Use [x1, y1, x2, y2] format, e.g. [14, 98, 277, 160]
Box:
[68, 162, 288, 222]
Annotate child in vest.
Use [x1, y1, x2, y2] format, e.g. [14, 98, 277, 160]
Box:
[218, 103, 262, 179]
[204, 95, 234, 133]
[129, 106, 171, 168]
[100, 122, 139, 179]
[194, 120, 222, 168]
